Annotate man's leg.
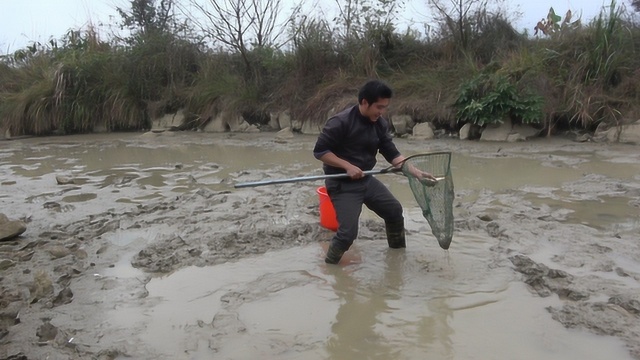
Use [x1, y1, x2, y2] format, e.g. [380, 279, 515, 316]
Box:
[324, 179, 366, 264]
[364, 178, 406, 248]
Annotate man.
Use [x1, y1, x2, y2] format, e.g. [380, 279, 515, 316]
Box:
[313, 79, 436, 264]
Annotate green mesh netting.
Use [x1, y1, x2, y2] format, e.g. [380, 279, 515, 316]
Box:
[402, 152, 454, 249]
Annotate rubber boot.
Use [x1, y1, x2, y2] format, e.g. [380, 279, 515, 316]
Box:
[385, 220, 406, 249]
[325, 244, 346, 264]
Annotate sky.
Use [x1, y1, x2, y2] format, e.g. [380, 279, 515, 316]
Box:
[0, 0, 612, 55]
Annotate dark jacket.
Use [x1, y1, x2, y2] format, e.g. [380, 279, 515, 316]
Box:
[313, 105, 401, 175]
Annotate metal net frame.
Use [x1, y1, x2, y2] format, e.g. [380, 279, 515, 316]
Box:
[401, 152, 454, 249]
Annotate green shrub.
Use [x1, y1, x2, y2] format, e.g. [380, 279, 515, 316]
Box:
[454, 73, 543, 126]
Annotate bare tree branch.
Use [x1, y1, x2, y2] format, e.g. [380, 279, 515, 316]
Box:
[185, 0, 299, 51]
[182, 0, 301, 84]
[426, 0, 491, 50]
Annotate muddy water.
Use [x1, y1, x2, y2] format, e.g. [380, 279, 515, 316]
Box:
[122, 239, 631, 360]
[1, 133, 639, 359]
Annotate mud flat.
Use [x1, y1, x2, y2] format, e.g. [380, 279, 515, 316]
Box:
[0, 133, 638, 359]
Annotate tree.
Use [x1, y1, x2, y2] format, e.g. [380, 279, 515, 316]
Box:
[425, 0, 508, 53]
[329, 0, 403, 76]
[115, 0, 201, 112]
[117, 0, 175, 41]
[186, 0, 300, 79]
[332, 0, 402, 41]
[426, 0, 488, 51]
[632, 0, 640, 12]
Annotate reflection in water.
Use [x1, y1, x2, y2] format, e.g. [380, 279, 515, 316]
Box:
[325, 255, 399, 360]
[421, 296, 454, 359]
[325, 250, 456, 360]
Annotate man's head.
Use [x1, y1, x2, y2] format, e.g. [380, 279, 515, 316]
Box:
[358, 80, 392, 122]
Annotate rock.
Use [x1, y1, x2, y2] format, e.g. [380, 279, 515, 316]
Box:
[53, 287, 74, 306]
[279, 112, 292, 129]
[36, 321, 58, 342]
[478, 118, 540, 142]
[459, 123, 483, 140]
[269, 111, 292, 130]
[605, 121, 640, 144]
[391, 115, 413, 135]
[269, 112, 280, 130]
[47, 246, 72, 259]
[459, 123, 472, 140]
[480, 118, 512, 141]
[275, 127, 294, 140]
[151, 109, 186, 131]
[300, 120, 322, 135]
[593, 122, 610, 141]
[245, 124, 260, 133]
[0, 259, 16, 270]
[140, 131, 161, 138]
[43, 202, 62, 211]
[411, 123, 435, 139]
[0, 213, 27, 241]
[512, 124, 541, 140]
[507, 132, 528, 142]
[55, 175, 75, 185]
[575, 133, 592, 142]
[203, 112, 229, 132]
[0, 303, 21, 326]
[203, 111, 255, 133]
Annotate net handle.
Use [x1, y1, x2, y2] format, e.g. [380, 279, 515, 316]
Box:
[233, 152, 449, 188]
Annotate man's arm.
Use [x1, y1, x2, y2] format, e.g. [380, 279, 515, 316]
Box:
[391, 155, 437, 182]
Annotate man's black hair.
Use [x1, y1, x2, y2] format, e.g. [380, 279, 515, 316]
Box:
[358, 79, 393, 105]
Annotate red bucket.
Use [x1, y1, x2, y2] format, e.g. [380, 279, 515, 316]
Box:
[316, 186, 338, 231]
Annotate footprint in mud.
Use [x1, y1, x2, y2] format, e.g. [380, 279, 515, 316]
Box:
[218, 271, 326, 310]
[210, 311, 246, 336]
[43, 202, 76, 212]
[188, 271, 328, 340]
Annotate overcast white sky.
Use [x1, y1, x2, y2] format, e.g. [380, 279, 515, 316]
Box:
[0, 0, 611, 54]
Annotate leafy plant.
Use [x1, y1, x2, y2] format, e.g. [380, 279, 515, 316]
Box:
[454, 72, 543, 126]
[534, 7, 581, 37]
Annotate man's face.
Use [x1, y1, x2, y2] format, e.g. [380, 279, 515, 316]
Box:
[361, 98, 390, 122]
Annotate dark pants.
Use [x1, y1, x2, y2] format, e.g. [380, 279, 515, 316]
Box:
[325, 176, 403, 251]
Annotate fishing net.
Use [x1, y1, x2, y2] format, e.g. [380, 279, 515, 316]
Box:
[401, 152, 454, 249]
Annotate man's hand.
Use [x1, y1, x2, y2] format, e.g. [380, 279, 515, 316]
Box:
[392, 156, 438, 186]
[346, 164, 364, 179]
[409, 166, 438, 186]
[319, 152, 364, 180]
